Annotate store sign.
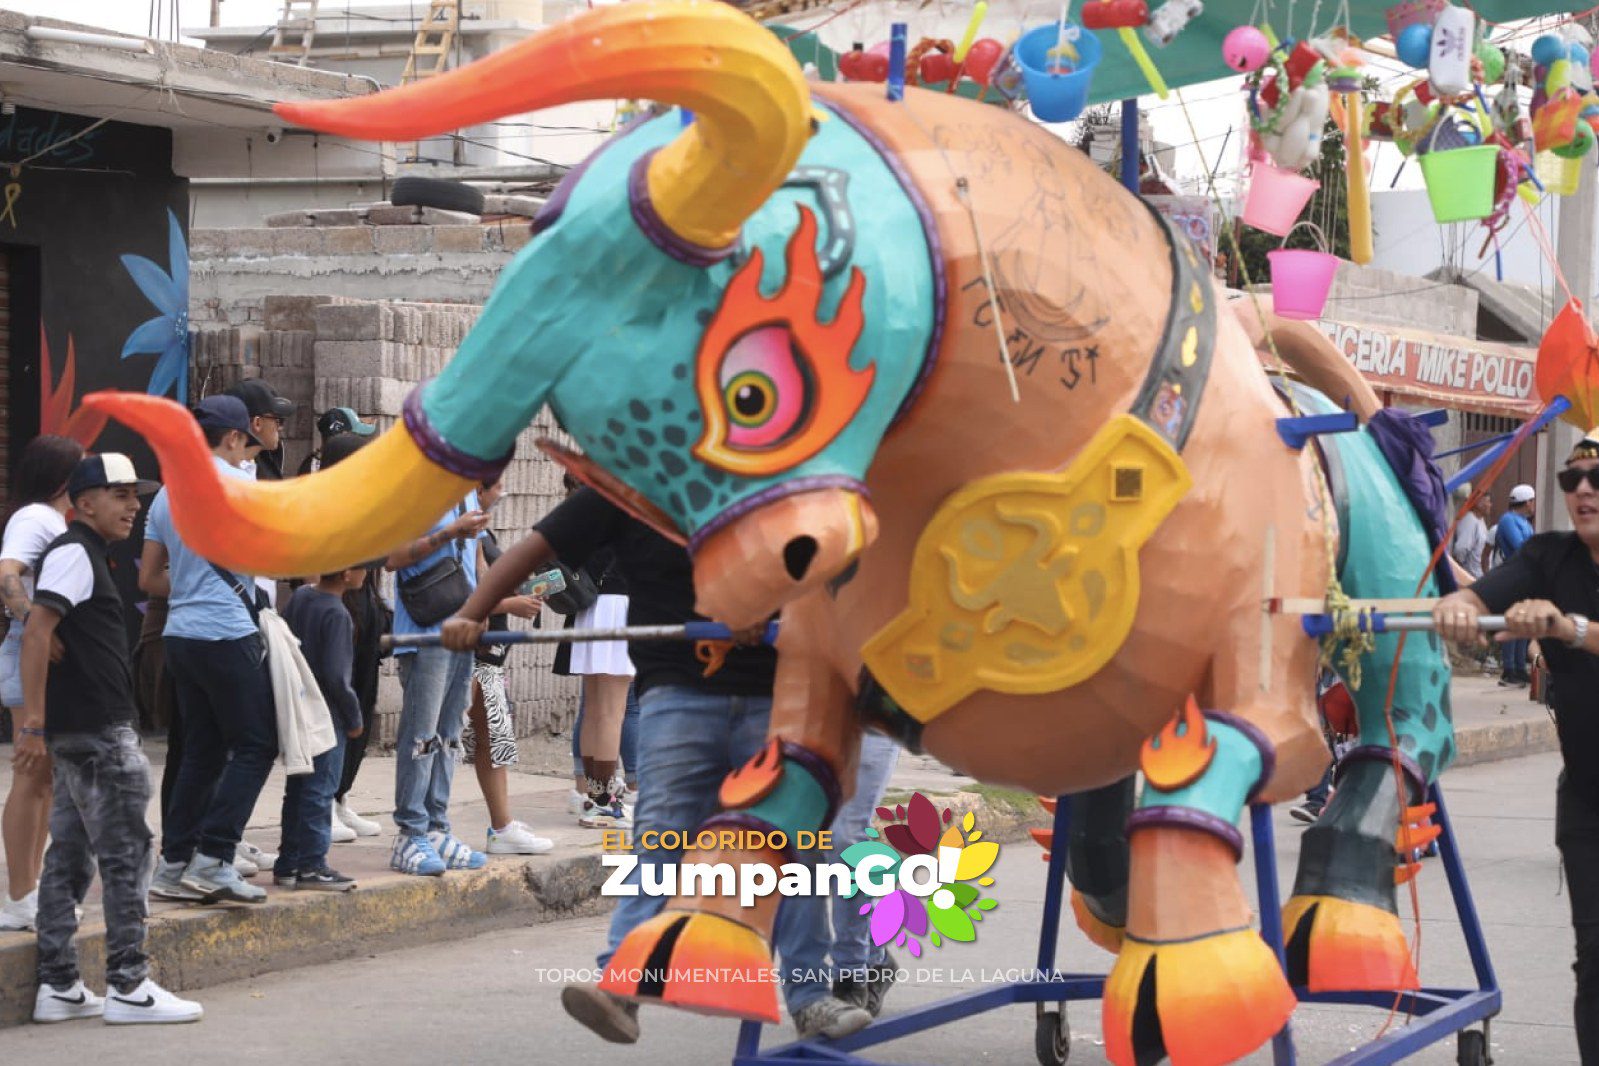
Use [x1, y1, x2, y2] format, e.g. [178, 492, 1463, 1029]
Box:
[1314, 319, 1540, 415]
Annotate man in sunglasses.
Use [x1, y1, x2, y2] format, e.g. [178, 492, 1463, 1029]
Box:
[1434, 434, 1599, 1063]
[225, 381, 296, 481]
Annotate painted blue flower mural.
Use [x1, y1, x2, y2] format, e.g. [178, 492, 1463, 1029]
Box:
[119, 208, 189, 401]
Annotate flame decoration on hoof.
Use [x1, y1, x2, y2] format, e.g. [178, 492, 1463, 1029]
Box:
[1140, 697, 1217, 792]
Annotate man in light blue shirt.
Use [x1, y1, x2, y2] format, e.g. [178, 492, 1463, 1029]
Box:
[138, 396, 276, 905]
[1495, 484, 1537, 686]
[383, 492, 490, 875]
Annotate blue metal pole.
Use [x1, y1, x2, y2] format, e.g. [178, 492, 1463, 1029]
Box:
[1035, 797, 1073, 973]
[1445, 396, 1571, 494]
[1250, 805, 1297, 1066]
[1120, 98, 1139, 192]
[1430, 784, 1500, 992]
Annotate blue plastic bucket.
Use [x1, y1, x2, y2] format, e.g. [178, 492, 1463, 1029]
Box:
[1013, 23, 1101, 122]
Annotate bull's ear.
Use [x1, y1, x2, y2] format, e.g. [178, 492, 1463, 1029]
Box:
[276, 1, 810, 252]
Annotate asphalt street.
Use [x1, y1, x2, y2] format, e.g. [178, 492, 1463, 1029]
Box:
[2, 750, 1579, 1065]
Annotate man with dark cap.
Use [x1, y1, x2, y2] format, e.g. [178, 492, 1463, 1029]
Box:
[1434, 432, 1599, 1063]
[138, 396, 278, 906]
[224, 380, 295, 481]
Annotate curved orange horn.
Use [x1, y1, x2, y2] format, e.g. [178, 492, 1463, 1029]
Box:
[275, 0, 810, 251]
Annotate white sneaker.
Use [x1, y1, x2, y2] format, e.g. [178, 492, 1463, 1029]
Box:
[330, 814, 357, 844]
[233, 854, 259, 879]
[237, 841, 276, 870]
[335, 801, 382, 837]
[0, 888, 38, 931]
[578, 796, 633, 829]
[568, 789, 587, 817]
[33, 979, 104, 1023]
[486, 821, 555, 855]
[103, 978, 203, 1025]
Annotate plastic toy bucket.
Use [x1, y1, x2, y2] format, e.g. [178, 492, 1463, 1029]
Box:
[1268, 225, 1339, 320]
[1418, 144, 1500, 222]
[1013, 24, 1101, 122]
[1241, 163, 1321, 236]
[1538, 150, 1582, 196]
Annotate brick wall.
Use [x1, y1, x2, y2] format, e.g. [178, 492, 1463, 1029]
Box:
[191, 294, 580, 755]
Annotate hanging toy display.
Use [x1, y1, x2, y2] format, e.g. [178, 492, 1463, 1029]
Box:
[1248, 41, 1331, 172]
[1012, 19, 1102, 122]
[1223, 25, 1271, 72]
[838, 41, 890, 82]
[1081, 0, 1170, 97]
[1527, 31, 1599, 195]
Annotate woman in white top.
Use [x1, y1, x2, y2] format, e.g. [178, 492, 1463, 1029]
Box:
[0, 435, 85, 932]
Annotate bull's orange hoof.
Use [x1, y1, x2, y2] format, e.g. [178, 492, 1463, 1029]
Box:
[1070, 889, 1124, 954]
[600, 911, 780, 1023]
[1283, 895, 1419, 993]
[1103, 928, 1294, 1066]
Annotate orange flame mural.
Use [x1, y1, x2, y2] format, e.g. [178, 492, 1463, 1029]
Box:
[1140, 696, 1217, 791]
[40, 327, 109, 446]
[692, 205, 871, 478]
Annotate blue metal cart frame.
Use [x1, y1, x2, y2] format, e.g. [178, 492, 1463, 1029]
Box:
[732, 782, 1500, 1066]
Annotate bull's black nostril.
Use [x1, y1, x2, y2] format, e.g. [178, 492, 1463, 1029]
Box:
[783, 536, 819, 582]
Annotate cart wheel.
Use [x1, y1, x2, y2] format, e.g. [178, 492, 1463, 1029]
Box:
[1457, 1029, 1491, 1066]
[1035, 1007, 1070, 1066]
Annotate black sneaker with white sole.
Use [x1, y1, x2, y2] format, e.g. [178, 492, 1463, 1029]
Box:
[295, 866, 357, 892]
[560, 982, 640, 1044]
[833, 950, 898, 1017]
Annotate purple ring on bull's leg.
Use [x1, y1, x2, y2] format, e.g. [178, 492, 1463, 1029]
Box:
[403, 384, 515, 482]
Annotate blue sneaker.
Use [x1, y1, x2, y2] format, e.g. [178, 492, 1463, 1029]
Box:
[390, 833, 446, 876]
[428, 831, 487, 870]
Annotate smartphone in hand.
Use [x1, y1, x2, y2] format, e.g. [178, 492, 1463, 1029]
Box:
[519, 567, 568, 600]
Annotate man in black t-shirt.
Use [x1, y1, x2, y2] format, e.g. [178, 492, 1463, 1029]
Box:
[18, 454, 202, 1025]
[1434, 434, 1599, 1063]
[443, 487, 870, 1044]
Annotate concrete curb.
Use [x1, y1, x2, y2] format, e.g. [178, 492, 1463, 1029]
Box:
[0, 852, 606, 1029]
[0, 713, 1552, 1029]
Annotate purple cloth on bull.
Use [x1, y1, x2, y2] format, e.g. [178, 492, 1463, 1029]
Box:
[1366, 408, 1458, 595]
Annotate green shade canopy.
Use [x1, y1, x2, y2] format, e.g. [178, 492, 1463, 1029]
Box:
[1083, 2, 1591, 105]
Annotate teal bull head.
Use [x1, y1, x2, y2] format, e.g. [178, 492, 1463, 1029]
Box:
[86, 0, 937, 626]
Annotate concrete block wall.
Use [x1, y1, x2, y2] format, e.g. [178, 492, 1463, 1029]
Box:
[190, 293, 581, 754]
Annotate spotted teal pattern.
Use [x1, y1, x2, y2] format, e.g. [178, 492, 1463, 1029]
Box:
[420, 103, 937, 539]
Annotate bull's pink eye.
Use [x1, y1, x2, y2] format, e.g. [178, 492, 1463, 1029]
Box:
[718, 326, 809, 449]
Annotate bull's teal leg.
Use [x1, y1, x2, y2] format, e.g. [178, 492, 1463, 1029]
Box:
[1283, 404, 1455, 993]
[1102, 704, 1294, 1066]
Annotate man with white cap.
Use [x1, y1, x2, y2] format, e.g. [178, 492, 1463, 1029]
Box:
[1434, 433, 1599, 1063]
[1494, 483, 1537, 685]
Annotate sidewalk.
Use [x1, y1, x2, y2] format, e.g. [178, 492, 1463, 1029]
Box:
[0, 672, 1555, 1027]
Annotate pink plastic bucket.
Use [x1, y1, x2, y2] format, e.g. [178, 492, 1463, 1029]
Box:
[1242, 164, 1320, 236]
[1268, 248, 1339, 319]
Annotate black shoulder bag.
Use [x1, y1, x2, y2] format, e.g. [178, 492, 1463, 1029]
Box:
[397, 513, 474, 627]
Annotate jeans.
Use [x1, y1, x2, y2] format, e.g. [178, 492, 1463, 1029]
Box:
[276, 732, 347, 877]
[596, 685, 832, 1011]
[830, 732, 902, 973]
[1557, 773, 1599, 1064]
[394, 646, 473, 838]
[570, 682, 641, 782]
[0, 621, 22, 707]
[36, 726, 154, 993]
[1502, 638, 1530, 677]
[162, 634, 277, 865]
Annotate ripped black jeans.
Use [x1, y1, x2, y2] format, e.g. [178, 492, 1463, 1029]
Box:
[394, 646, 472, 839]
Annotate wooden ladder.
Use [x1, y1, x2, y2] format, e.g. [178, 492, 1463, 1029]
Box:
[394, 1, 462, 165]
[267, 0, 319, 67]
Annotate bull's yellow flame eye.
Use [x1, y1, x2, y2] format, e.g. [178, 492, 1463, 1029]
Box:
[725, 369, 778, 428]
[693, 205, 872, 478]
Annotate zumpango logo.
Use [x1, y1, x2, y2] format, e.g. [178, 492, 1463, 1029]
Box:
[841, 792, 999, 958]
[600, 791, 1000, 956]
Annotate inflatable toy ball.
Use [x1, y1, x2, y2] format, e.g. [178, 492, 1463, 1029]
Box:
[963, 38, 1007, 86]
[1532, 34, 1567, 69]
[1396, 22, 1431, 69]
[1223, 25, 1271, 72]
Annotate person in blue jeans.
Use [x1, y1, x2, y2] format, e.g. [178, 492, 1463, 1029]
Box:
[1495, 484, 1537, 685]
[275, 565, 368, 892]
[443, 487, 871, 1043]
[385, 494, 493, 876]
[828, 732, 902, 1014]
[140, 397, 278, 906]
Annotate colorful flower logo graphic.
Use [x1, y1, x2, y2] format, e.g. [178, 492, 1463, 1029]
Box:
[840, 792, 999, 958]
